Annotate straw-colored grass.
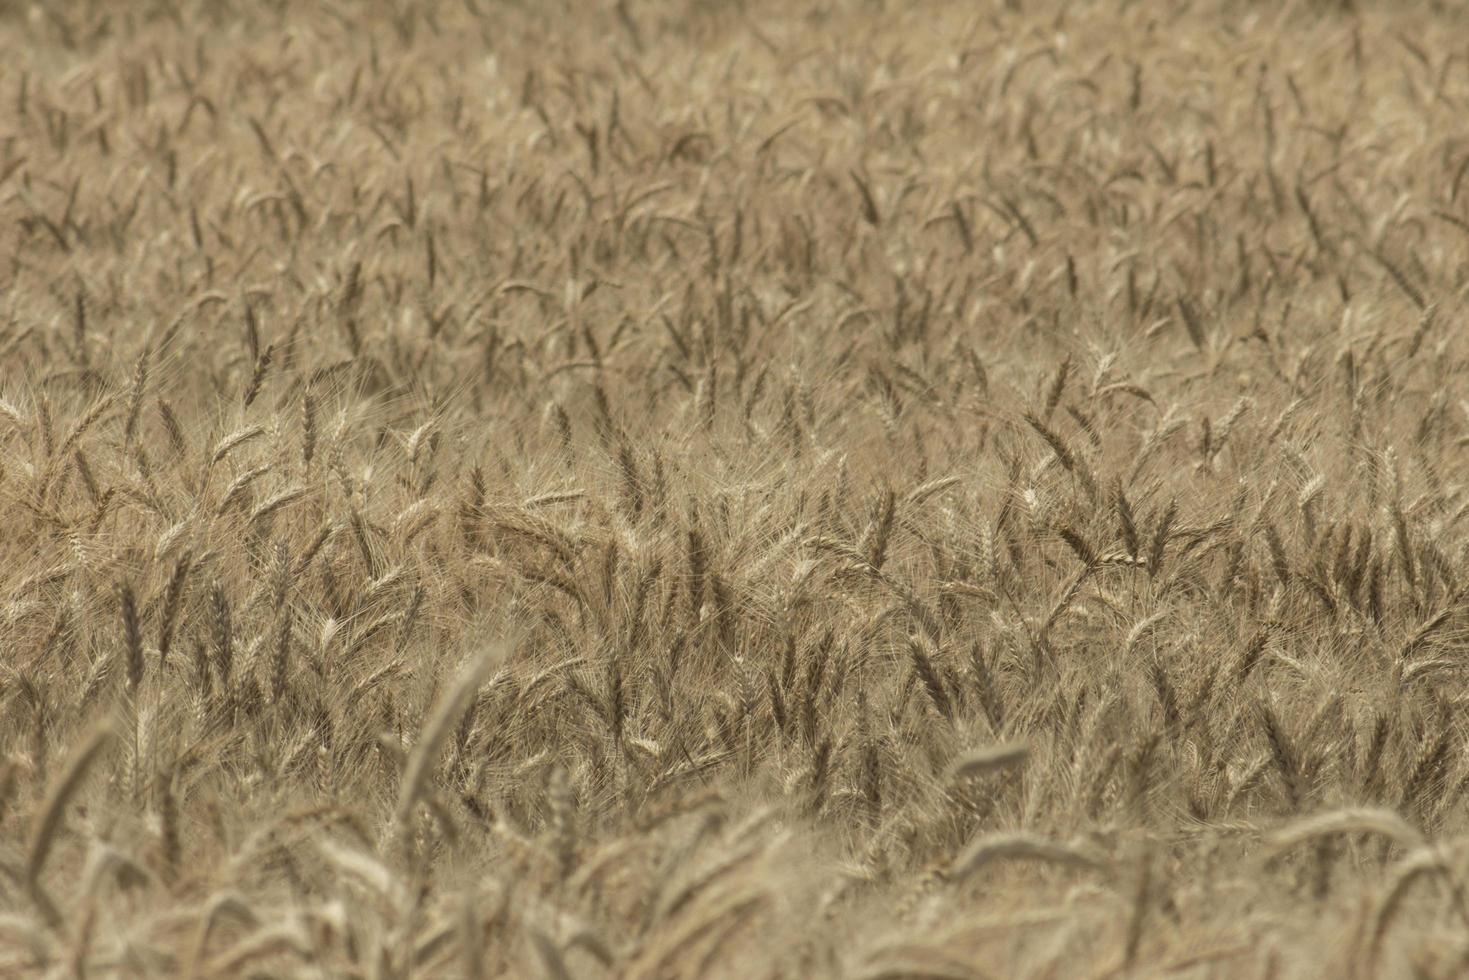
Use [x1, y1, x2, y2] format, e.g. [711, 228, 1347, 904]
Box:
[3, 1, 1469, 976]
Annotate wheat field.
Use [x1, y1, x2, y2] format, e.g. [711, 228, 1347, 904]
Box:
[3, 0, 1469, 976]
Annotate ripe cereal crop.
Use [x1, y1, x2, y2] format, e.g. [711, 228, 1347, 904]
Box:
[2, 1, 1469, 976]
